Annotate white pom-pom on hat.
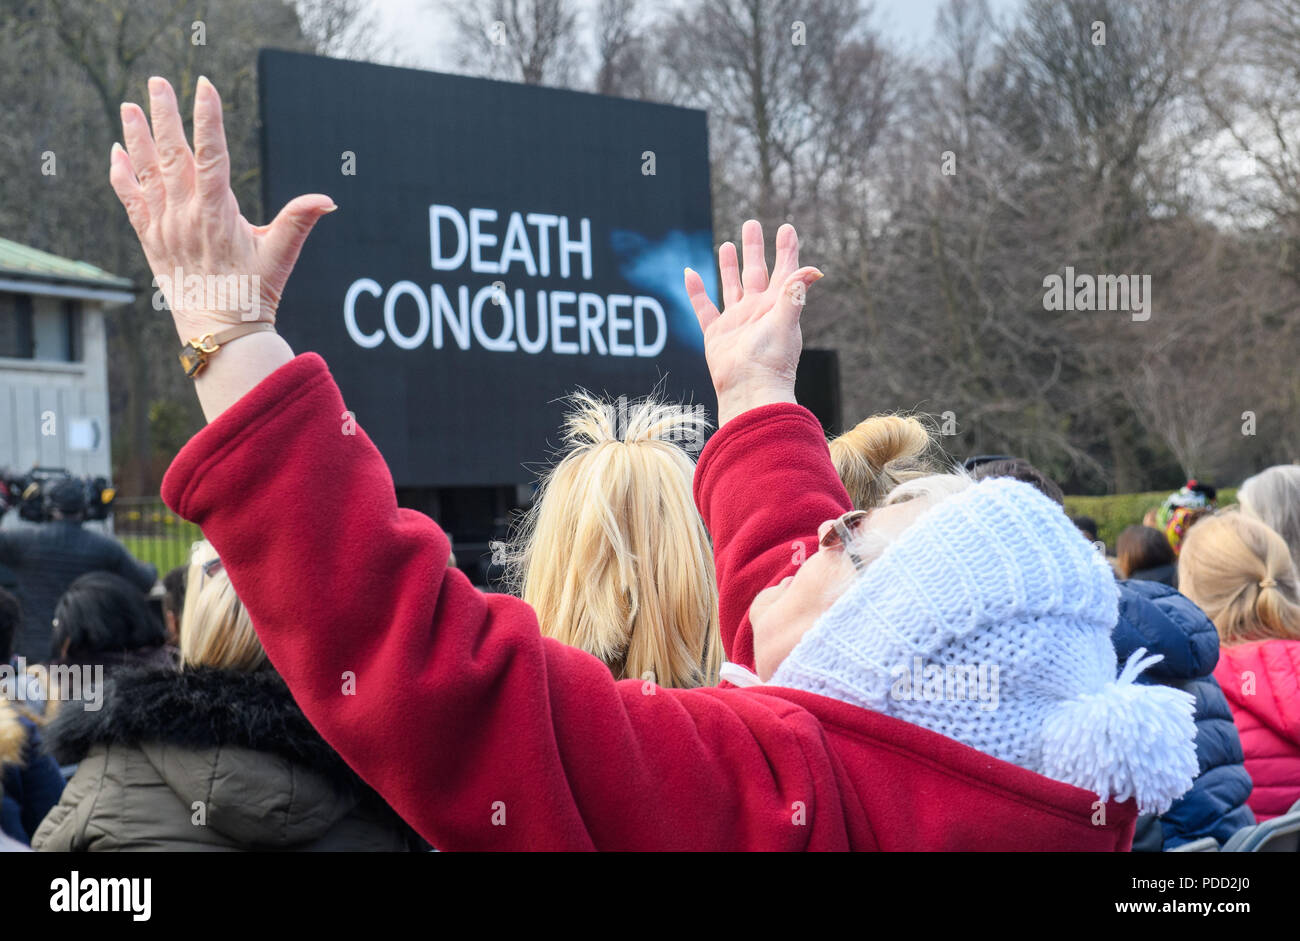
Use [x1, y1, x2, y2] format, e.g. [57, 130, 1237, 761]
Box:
[1040, 648, 1199, 814]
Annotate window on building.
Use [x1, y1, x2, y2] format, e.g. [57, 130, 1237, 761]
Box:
[32, 296, 80, 361]
[64, 299, 82, 361]
[0, 292, 82, 362]
[0, 292, 35, 358]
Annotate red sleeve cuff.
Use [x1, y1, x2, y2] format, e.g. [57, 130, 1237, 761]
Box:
[161, 353, 333, 518]
[694, 402, 826, 506]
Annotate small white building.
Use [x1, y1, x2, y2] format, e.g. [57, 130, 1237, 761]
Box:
[0, 237, 134, 485]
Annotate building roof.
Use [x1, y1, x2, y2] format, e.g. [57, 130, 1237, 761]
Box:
[0, 236, 134, 290]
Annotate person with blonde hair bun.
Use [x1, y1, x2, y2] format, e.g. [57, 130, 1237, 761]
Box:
[1180, 512, 1300, 819]
[505, 391, 721, 689]
[33, 540, 421, 851]
[829, 414, 936, 510]
[1180, 513, 1300, 645]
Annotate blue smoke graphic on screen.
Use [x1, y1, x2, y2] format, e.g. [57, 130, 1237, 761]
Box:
[610, 230, 716, 352]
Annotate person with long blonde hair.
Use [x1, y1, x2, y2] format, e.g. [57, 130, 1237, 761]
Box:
[829, 414, 936, 510]
[33, 540, 420, 851]
[1180, 512, 1300, 819]
[505, 392, 721, 689]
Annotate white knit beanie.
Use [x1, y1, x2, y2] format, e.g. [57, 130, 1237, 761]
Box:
[771, 476, 1198, 814]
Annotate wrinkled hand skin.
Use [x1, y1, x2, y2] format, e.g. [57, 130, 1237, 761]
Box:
[684, 220, 823, 427]
[109, 75, 335, 345]
[108, 74, 335, 422]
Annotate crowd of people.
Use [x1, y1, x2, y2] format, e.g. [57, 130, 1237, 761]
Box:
[2, 74, 1299, 852]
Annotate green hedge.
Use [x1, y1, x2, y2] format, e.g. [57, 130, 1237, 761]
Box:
[1064, 489, 1237, 552]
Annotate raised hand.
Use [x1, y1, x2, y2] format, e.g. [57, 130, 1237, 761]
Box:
[109, 76, 335, 346]
[684, 221, 822, 426]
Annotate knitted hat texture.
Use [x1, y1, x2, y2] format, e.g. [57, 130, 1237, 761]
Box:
[772, 477, 1198, 813]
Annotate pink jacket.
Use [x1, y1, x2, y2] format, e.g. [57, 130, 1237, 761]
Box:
[1214, 639, 1300, 820]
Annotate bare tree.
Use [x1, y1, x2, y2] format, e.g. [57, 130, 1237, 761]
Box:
[594, 0, 652, 97]
[0, 0, 375, 492]
[660, 1, 893, 237]
[439, 0, 583, 86]
[296, 0, 380, 60]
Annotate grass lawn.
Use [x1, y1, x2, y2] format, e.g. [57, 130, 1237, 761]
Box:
[120, 529, 202, 574]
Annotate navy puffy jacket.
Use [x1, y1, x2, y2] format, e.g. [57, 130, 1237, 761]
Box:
[1113, 579, 1255, 848]
[1, 712, 65, 844]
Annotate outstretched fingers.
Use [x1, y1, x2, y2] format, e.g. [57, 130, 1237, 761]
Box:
[770, 223, 799, 285]
[120, 102, 164, 223]
[684, 267, 721, 333]
[257, 194, 338, 282]
[109, 143, 151, 241]
[719, 240, 742, 308]
[192, 76, 231, 210]
[770, 266, 824, 326]
[741, 219, 768, 293]
[147, 77, 196, 203]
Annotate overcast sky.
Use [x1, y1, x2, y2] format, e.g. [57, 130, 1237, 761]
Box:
[367, 0, 1025, 72]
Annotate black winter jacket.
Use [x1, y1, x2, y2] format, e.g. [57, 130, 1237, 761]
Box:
[0, 520, 156, 660]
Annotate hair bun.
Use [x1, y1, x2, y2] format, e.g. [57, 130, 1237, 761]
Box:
[830, 415, 934, 509]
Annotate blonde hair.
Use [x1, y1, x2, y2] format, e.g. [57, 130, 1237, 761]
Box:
[1239, 464, 1300, 571]
[180, 540, 268, 671]
[829, 414, 936, 509]
[505, 392, 721, 688]
[1178, 512, 1300, 645]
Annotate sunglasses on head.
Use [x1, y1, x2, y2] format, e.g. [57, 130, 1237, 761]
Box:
[819, 509, 870, 572]
[191, 541, 224, 591]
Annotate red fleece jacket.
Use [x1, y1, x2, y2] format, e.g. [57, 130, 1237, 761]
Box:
[1214, 639, 1300, 820]
[162, 353, 1137, 850]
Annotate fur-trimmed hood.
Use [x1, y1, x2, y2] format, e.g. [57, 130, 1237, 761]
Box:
[45, 664, 355, 782]
[40, 664, 400, 848]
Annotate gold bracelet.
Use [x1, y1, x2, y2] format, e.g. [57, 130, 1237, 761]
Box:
[179, 322, 277, 378]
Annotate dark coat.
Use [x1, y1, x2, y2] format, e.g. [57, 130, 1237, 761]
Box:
[33, 664, 422, 851]
[0, 520, 156, 660]
[45, 644, 178, 697]
[0, 700, 65, 844]
[1127, 563, 1178, 588]
[1113, 579, 1255, 848]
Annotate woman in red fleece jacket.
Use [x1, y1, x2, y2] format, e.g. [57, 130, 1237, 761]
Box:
[107, 76, 1189, 851]
[1180, 512, 1300, 820]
